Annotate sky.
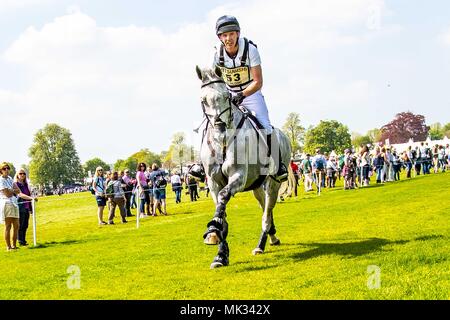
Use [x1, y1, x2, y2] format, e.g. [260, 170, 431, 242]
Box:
[1, 0, 450, 167]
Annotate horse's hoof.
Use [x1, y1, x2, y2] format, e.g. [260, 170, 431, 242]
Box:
[210, 255, 228, 269]
[204, 232, 219, 245]
[270, 239, 281, 246]
[210, 261, 224, 269]
[252, 248, 264, 255]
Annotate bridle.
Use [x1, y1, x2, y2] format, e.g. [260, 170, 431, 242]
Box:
[199, 79, 233, 131]
[197, 75, 267, 181]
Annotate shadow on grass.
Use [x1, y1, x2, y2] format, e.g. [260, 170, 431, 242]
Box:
[414, 234, 445, 241]
[236, 264, 277, 273]
[28, 239, 91, 249]
[289, 238, 409, 261]
[357, 184, 386, 189]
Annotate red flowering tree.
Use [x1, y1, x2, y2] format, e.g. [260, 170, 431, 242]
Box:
[380, 112, 429, 144]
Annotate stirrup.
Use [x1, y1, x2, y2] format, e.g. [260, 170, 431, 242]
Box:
[275, 163, 288, 182]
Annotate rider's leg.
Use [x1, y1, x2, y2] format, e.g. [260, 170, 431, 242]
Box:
[267, 132, 288, 181]
[240, 91, 288, 181]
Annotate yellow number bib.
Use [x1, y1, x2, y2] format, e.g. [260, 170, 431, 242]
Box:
[220, 66, 250, 87]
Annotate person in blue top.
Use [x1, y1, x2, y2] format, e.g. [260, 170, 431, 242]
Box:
[149, 163, 168, 216]
[92, 166, 107, 225]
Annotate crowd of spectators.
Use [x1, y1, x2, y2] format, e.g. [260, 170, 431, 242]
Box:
[290, 142, 450, 193]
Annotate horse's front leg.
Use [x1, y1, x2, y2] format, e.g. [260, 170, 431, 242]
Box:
[203, 173, 245, 268]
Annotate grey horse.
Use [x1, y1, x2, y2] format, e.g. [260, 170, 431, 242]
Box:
[196, 65, 293, 268]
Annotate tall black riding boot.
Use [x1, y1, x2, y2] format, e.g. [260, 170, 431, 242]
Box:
[267, 133, 288, 182]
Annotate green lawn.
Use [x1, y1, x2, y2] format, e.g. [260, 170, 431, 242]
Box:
[0, 172, 449, 300]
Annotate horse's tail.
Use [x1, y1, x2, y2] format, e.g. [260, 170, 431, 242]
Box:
[278, 164, 296, 198]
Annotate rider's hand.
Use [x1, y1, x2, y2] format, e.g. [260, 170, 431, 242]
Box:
[231, 92, 245, 106]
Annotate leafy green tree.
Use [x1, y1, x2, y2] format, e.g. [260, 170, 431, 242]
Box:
[84, 158, 110, 177]
[114, 149, 162, 175]
[165, 132, 193, 174]
[282, 112, 305, 155]
[114, 158, 137, 175]
[130, 149, 161, 168]
[303, 120, 351, 154]
[351, 132, 372, 148]
[428, 123, 444, 140]
[367, 128, 382, 144]
[443, 122, 450, 138]
[28, 124, 83, 188]
[160, 150, 175, 173]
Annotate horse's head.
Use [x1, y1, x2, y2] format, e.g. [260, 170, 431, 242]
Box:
[196, 65, 232, 132]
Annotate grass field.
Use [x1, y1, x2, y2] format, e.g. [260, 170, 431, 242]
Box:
[0, 172, 449, 300]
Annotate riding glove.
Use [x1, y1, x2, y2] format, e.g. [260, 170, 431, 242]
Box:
[231, 92, 245, 106]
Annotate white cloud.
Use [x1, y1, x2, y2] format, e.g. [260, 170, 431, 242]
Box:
[1, 0, 395, 166]
[438, 28, 450, 46]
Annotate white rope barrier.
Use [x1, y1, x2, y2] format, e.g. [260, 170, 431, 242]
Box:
[18, 182, 203, 205]
[31, 198, 37, 247]
[136, 189, 140, 229]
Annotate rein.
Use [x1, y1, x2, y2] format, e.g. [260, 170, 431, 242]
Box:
[198, 77, 267, 182]
[200, 79, 233, 129]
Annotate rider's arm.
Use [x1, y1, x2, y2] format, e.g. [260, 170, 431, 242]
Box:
[242, 65, 263, 97]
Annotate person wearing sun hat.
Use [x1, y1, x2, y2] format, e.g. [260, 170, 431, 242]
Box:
[0, 162, 21, 251]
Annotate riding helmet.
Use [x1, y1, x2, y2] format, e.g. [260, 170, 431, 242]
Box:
[215, 15, 240, 35]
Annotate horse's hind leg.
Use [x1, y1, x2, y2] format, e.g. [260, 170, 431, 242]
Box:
[266, 181, 281, 246]
[252, 187, 267, 255]
[252, 182, 281, 255]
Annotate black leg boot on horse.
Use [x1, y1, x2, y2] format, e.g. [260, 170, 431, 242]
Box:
[267, 132, 288, 182]
[203, 196, 230, 268]
[251, 186, 282, 255]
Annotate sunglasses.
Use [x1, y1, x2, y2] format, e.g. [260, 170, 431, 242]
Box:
[1, 167, 10, 170]
[19, 173, 26, 175]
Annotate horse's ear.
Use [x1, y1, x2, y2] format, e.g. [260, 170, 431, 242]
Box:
[214, 65, 222, 78]
[196, 65, 203, 80]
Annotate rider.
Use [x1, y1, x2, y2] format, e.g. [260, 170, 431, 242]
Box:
[213, 15, 288, 181]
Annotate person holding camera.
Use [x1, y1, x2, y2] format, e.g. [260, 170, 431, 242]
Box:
[105, 171, 127, 225]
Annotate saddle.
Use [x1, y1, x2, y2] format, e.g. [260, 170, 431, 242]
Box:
[235, 106, 286, 187]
